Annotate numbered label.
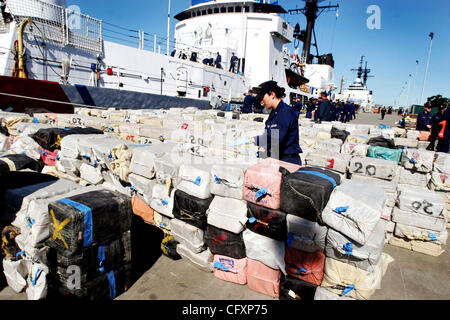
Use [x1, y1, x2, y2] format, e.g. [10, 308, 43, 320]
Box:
[140, 137, 153, 145]
[353, 162, 377, 177]
[411, 200, 434, 215]
[188, 135, 206, 147]
[71, 117, 84, 126]
[126, 135, 135, 142]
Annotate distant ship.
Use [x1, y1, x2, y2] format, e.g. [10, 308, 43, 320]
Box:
[0, 0, 338, 113]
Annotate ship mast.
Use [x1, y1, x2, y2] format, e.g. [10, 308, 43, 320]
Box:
[289, 0, 339, 64]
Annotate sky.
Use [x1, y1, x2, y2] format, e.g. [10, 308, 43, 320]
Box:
[65, 0, 450, 106]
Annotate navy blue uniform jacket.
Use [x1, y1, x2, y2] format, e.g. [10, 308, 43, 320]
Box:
[242, 95, 254, 113]
[416, 111, 432, 131]
[255, 101, 302, 159]
[318, 99, 332, 122]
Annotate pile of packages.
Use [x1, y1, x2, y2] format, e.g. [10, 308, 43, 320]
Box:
[0, 108, 448, 301]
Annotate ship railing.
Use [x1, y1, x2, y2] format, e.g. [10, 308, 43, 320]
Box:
[4, 0, 102, 53]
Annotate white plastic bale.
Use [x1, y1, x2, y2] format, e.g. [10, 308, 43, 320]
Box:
[150, 185, 176, 218]
[402, 149, 435, 173]
[313, 123, 332, 133]
[433, 152, 450, 174]
[242, 229, 286, 274]
[321, 180, 386, 245]
[388, 237, 444, 257]
[9, 136, 42, 160]
[349, 157, 398, 181]
[299, 137, 316, 149]
[394, 223, 448, 245]
[210, 162, 249, 200]
[154, 152, 181, 187]
[299, 127, 319, 138]
[417, 141, 429, 150]
[79, 163, 104, 185]
[286, 215, 327, 253]
[305, 151, 351, 174]
[406, 130, 420, 140]
[325, 219, 387, 273]
[314, 287, 356, 300]
[177, 163, 213, 199]
[391, 207, 447, 232]
[2, 258, 30, 293]
[346, 135, 369, 144]
[207, 196, 248, 234]
[398, 167, 430, 188]
[394, 138, 418, 148]
[170, 219, 205, 254]
[176, 243, 214, 273]
[430, 172, 450, 191]
[321, 253, 394, 300]
[316, 132, 332, 140]
[129, 142, 177, 179]
[340, 143, 369, 158]
[128, 173, 156, 197]
[314, 138, 343, 153]
[153, 211, 172, 234]
[397, 184, 445, 218]
[0, 133, 8, 152]
[56, 156, 82, 177]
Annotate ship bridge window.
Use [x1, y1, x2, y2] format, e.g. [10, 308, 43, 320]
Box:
[197, 10, 201, 16]
[192, 12, 196, 17]
[208, 9, 212, 14]
[235, 6, 242, 12]
[221, 7, 226, 13]
[214, 8, 219, 13]
[244, 6, 250, 13]
[228, 7, 234, 12]
[202, 10, 207, 15]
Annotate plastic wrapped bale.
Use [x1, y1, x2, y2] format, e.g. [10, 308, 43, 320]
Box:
[388, 237, 445, 257]
[402, 149, 435, 173]
[54, 231, 131, 288]
[314, 138, 343, 153]
[172, 189, 213, 230]
[206, 196, 247, 234]
[350, 174, 398, 209]
[58, 263, 132, 300]
[367, 136, 396, 149]
[79, 163, 104, 185]
[394, 223, 448, 246]
[210, 162, 249, 200]
[150, 185, 175, 218]
[316, 132, 332, 140]
[203, 225, 246, 259]
[321, 253, 394, 300]
[1, 114, 32, 135]
[340, 143, 369, 158]
[129, 143, 177, 180]
[213, 255, 248, 285]
[305, 151, 351, 174]
[176, 243, 214, 273]
[177, 163, 213, 200]
[325, 220, 386, 273]
[280, 167, 341, 222]
[321, 180, 385, 245]
[2, 258, 30, 293]
[284, 247, 325, 286]
[398, 167, 430, 188]
[47, 190, 132, 254]
[243, 229, 285, 273]
[347, 124, 372, 136]
[346, 135, 369, 144]
[349, 157, 398, 181]
[31, 127, 103, 151]
[246, 202, 287, 241]
[429, 172, 450, 192]
[314, 287, 355, 300]
[313, 123, 332, 133]
[128, 174, 156, 197]
[246, 258, 280, 298]
[170, 219, 205, 254]
[59, 134, 102, 160]
[367, 146, 403, 164]
[330, 127, 350, 143]
[160, 234, 181, 260]
[131, 195, 154, 224]
[56, 155, 82, 177]
[86, 136, 135, 170]
[391, 207, 446, 233]
[9, 136, 42, 161]
[433, 152, 450, 174]
[244, 158, 301, 210]
[394, 138, 418, 148]
[279, 274, 317, 301]
[153, 211, 172, 235]
[154, 152, 180, 188]
[0, 154, 43, 175]
[286, 215, 327, 253]
[397, 184, 445, 218]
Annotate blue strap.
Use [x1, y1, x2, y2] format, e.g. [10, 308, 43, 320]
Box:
[287, 233, 294, 249]
[343, 242, 353, 255]
[32, 268, 43, 286]
[161, 200, 168, 206]
[297, 170, 337, 188]
[410, 158, 416, 164]
[97, 245, 106, 273]
[56, 154, 60, 161]
[27, 218, 36, 228]
[214, 262, 230, 272]
[248, 217, 257, 224]
[33, 117, 39, 123]
[255, 188, 268, 198]
[214, 175, 221, 184]
[82, 155, 90, 160]
[106, 271, 116, 300]
[342, 285, 355, 296]
[130, 186, 137, 192]
[108, 153, 114, 160]
[297, 268, 307, 275]
[58, 198, 93, 247]
[428, 233, 437, 241]
[93, 160, 99, 168]
[194, 176, 201, 185]
[334, 206, 349, 214]
[16, 251, 25, 260]
[160, 223, 167, 227]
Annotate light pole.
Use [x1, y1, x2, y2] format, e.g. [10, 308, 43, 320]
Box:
[420, 32, 434, 105]
[411, 60, 419, 105]
[166, 0, 171, 56]
[406, 73, 412, 109]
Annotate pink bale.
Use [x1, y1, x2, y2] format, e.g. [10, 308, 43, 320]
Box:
[243, 158, 300, 210]
[213, 255, 248, 285]
[246, 258, 280, 298]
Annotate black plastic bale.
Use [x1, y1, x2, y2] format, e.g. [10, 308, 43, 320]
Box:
[280, 166, 341, 222]
[203, 225, 246, 259]
[47, 189, 132, 255]
[160, 235, 181, 260]
[279, 274, 317, 301]
[172, 189, 214, 230]
[367, 136, 396, 149]
[57, 263, 132, 301]
[330, 127, 350, 143]
[253, 117, 264, 123]
[54, 231, 131, 284]
[0, 154, 43, 175]
[31, 127, 103, 151]
[246, 202, 287, 241]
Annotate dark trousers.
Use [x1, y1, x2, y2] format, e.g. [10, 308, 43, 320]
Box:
[281, 154, 302, 166]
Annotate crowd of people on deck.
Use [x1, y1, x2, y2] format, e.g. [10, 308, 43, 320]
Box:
[171, 49, 240, 73]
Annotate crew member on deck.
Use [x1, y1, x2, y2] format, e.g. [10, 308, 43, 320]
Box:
[293, 96, 303, 116]
[242, 90, 254, 114]
[230, 81, 303, 165]
[215, 52, 222, 69]
[229, 53, 239, 73]
[416, 105, 433, 131]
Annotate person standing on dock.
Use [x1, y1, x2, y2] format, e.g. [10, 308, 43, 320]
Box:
[229, 53, 239, 73]
[427, 105, 447, 151]
[342, 101, 351, 123]
[293, 96, 303, 115]
[215, 52, 222, 69]
[317, 92, 331, 123]
[336, 101, 343, 121]
[351, 103, 356, 120]
[416, 106, 433, 131]
[305, 98, 315, 119]
[381, 106, 387, 120]
[242, 90, 255, 114]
